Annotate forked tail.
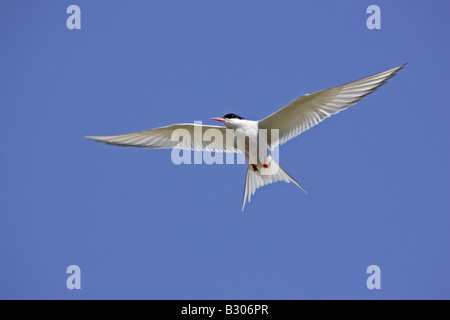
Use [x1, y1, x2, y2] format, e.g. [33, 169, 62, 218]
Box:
[242, 158, 307, 211]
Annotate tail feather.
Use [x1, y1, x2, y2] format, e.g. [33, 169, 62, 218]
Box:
[242, 159, 306, 211]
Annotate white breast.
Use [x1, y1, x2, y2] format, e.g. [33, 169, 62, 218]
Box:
[226, 120, 262, 163]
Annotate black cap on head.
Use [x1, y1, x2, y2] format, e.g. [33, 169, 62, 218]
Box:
[223, 113, 245, 120]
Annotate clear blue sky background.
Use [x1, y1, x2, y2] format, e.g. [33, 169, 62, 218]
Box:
[1, 1, 449, 299]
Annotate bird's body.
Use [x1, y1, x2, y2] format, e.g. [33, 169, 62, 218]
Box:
[223, 118, 260, 163]
[86, 64, 406, 210]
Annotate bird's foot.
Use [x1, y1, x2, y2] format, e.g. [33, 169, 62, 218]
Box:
[251, 164, 258, 172]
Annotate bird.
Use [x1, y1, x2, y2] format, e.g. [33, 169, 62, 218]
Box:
[86, 64, 406, 211]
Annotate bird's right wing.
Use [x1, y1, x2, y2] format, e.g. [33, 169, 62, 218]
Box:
[85, 123, 240, 153]
[259, 64, 406, 149]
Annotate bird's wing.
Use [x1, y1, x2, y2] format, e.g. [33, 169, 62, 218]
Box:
[258, 64, 406, 149]
[85, 123, 240, 153]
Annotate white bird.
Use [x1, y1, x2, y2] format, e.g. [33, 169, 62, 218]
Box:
[86, 64, 406, 210]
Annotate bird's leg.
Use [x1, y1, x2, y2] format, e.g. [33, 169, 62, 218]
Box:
[251, 164, 258, 172]
[263, 159, 269, 169]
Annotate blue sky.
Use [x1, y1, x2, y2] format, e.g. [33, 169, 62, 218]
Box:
[1, 1, 449, 299]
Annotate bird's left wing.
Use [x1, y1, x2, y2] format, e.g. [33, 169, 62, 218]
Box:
[85, 123, 239, 153]
[259, 64, 406, 149]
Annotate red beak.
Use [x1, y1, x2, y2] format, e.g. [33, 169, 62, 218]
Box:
[211, 117, 226, 123]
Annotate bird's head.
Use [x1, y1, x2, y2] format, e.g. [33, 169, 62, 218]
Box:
[211, 113, 245, 128]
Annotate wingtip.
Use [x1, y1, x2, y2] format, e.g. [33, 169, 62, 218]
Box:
[395, 63, 408, 71]
[84, 135, 105, 142]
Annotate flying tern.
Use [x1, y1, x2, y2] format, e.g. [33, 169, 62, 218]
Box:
[86, 64, 406, 210]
